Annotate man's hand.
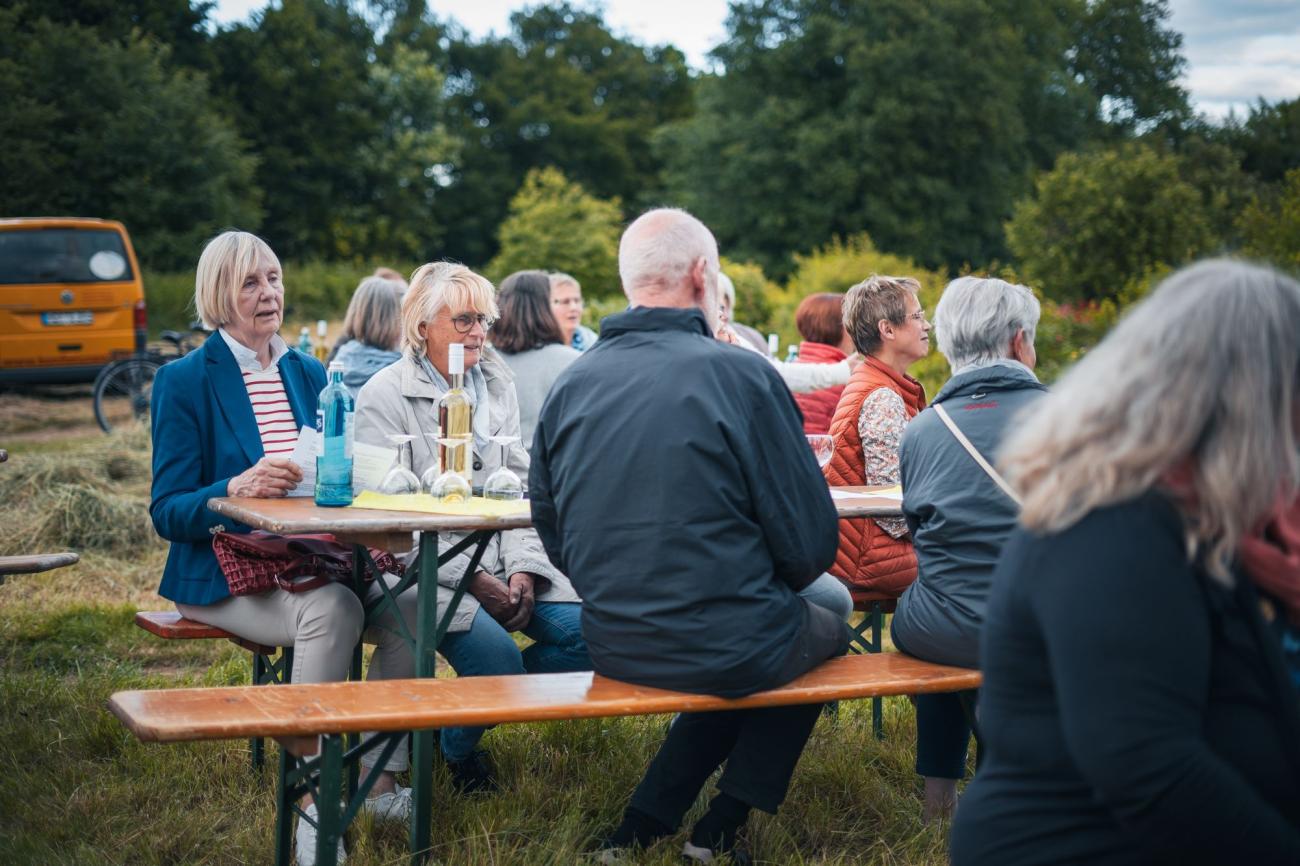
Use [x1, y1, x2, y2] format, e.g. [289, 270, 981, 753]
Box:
[500, 572, 536, 631]
[227, 458, 302, 498]
[467, 570, 517, 623]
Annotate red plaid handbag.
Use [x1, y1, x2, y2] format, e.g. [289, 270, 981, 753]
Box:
[212, 529, 403, 596]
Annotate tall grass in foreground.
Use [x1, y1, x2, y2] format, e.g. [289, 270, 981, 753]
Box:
[0, 430, 959, 865]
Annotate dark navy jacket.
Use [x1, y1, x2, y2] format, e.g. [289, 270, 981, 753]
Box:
[529, 307, 839, 697]
[150, 333, 325, 606]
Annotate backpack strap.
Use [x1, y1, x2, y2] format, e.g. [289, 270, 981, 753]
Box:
[932, 402, 1022, 507]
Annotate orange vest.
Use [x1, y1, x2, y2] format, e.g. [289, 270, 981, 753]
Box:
[824, 356, 926, 596]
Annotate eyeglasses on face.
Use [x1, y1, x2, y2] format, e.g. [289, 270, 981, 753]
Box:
[446, 312, 496, 334]
[905, 309, 927, 323]
[552, 296, 584, 308]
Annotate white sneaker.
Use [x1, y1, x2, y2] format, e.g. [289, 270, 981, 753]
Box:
[360, 784, 413, 822]
[296, 802, 347, 866]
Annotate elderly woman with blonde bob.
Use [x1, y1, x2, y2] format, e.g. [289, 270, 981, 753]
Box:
[327, 275, 404, 396]
[952, 260, 1300, 865]
[149, 232, 422, 866]
[354, 262, 589, 793]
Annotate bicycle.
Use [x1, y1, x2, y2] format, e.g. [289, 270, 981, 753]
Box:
[93, 322, 208, 433]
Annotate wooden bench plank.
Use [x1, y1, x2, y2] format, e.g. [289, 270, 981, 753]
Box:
[0, 552, 79, 576]
[108, 653, 979, 743]
[134, 610, 277, 656]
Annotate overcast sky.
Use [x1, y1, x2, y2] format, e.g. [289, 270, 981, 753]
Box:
[212, 0, 1300, 120]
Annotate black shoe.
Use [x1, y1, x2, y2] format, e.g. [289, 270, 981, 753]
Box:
[446, 749, 498, 794]
[594, 808, 672, 862]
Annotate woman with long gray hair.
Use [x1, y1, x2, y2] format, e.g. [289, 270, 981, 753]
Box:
[951, 259, 1300, 864]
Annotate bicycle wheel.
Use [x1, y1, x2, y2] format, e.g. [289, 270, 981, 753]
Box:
[93, 358, 161, 433]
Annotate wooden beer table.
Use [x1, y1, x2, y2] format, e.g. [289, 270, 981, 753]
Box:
[205, 487, 901, 865]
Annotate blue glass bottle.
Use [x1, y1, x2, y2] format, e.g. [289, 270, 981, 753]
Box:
[314, 362, 354, 507]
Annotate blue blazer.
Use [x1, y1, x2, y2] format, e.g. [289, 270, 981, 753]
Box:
[150, 333, 326, 606]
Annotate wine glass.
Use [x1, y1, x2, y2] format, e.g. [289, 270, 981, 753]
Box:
[377, 434, 421, 494]
[430, 438, 472, 503]
[807, 434, 834, 468]
[483, 435, 524, 501]
[418, 430, 443, 494]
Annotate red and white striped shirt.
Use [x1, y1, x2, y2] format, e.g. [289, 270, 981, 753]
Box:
[219, 330, 300, 458]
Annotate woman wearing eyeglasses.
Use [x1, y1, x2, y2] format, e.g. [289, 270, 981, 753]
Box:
[823, 275, 930, 600]
[354, 262, 589, 795]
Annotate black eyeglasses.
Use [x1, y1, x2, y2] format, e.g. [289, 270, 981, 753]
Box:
[447, 312, 496, 334]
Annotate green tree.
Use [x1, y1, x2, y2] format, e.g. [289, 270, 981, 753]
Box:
[0, 9, 260, 270]
[1238, 168, 1300, 274]
[437, 3, 693, 265]
[657, 0, 1189, 277]
[1218, 97, 1300, 185]
[486, 167, 622, 297]
[1005, 142, 1215, 301]
[0, 0, 216, 68]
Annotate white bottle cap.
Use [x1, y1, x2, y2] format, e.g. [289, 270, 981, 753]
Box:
[301, 326, 310, 334]
[328, 361, 345, 374]
[767, 333, 779, 355]
[317, 319, 328, 336]
[448, 342, 465, 375]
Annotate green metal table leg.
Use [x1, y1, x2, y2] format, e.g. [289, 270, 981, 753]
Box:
[871, 602, 884, 740]
[347, 550, 365, 803]
[275, 746, 294, 866]
[315, 735, 345, 866]
[252, 653, 267, 772]
[410, 530, 439, 865]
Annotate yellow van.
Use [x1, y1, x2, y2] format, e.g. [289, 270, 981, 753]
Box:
[0, 217, 147, 383]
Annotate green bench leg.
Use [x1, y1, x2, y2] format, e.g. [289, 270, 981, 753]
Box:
[252, 647, 293, 772]
[870, 603, 883, 740]
[314, 735, 345, 866]
[410, 530, 439, 865]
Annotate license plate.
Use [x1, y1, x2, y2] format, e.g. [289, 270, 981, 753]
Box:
[41, 311, 93, 326]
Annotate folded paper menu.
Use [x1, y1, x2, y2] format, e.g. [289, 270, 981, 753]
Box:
[349, 490, 530, 517]
[286, 427, 397, 498]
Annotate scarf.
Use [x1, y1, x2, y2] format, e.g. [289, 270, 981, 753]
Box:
[414, 351, 492, 457]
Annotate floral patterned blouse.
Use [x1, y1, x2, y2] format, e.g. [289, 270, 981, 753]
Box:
[858, 387, 910, 539]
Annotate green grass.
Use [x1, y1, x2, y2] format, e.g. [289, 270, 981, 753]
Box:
[0, 426, 958, 865]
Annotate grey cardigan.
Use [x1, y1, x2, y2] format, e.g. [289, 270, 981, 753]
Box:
[353, 349, 580, 633]
[891, 361, 1047, 668]
[499, 342, 580, 452]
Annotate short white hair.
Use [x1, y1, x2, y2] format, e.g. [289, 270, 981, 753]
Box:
[401, 262, 499, 354]
[618, 208, 719, 298]
[194, 231, 278, 330]
[934, 276, 1041, 369]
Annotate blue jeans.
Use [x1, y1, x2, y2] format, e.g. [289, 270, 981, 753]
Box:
[799, 572, 853, 620]
[437, 601, 590, 761]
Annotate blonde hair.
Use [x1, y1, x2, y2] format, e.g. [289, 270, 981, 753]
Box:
[1001, 259, 1300, 582]
[549, 272, 580, 294]
[401, 262, 499, 354]
[338, 277, 403, 350]
[842, 274, 921, 356]
[194, 231, 279, 330]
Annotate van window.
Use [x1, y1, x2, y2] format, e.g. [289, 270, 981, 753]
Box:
[0, 228, 134, 285]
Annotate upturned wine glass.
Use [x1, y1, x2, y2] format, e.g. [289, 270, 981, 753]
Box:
[483, 435, 523, 500]
[430, 438, 472, 503]
[807, 433, 834, 468]
[377, 434, 421, 494]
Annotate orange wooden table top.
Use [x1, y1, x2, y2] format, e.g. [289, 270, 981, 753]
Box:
[206, 486, 901, 540]
[109, 651, 977, 743]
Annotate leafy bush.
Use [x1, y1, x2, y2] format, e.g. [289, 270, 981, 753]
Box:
[1238, 167, 1300, 274]
[486, 167, 623, 298]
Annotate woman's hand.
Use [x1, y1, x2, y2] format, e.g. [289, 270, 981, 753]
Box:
[500, 572, 536, 631]
[227, 457, 302, 498]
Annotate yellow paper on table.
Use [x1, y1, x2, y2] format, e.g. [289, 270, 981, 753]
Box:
[348, 490, 530, 517]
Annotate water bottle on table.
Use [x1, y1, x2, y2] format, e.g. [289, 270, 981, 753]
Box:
[315, 361, 354, 507]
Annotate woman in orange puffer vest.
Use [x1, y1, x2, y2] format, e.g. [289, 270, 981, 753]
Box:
[824, 275, 931, 596]
[792, 292, 856, 434]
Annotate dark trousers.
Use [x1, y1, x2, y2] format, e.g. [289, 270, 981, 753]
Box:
[629, 600, 850, 826]
[915, 691, 975, 779]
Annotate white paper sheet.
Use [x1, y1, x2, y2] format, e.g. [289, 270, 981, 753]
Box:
[287, 426, 397, 497]
[829, 487, 904, 501]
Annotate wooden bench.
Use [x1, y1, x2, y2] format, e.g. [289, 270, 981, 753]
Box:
[135, 610, 298, 771]
[109, 651, 980, 866]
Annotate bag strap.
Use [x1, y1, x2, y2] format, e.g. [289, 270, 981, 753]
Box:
[932, 403, 1022, 507]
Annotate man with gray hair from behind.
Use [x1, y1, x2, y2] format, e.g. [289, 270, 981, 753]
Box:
[530, 208, 850, 864]
[889, 275, 1046, 822]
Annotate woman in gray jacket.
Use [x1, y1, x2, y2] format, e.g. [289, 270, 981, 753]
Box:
[355, 262, 589, 793]
[891, 276, 1047, 821]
